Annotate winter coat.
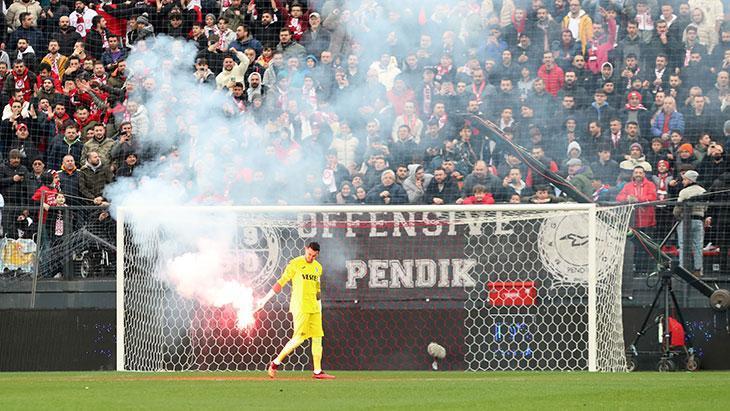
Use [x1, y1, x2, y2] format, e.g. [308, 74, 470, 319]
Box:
[81, 137, 115, 167]
[215, 50, 251, 90]
[619, 155, 653, 173]
[57, 167, 80, 204]
[402, 164, 433, 204]
[46, 136, 83, 170]
[461, 172, 501, 197]
[364, 182, 408, 205]
[568, 166, 594, 199]
[0, 162, 29, 205]
[78, 161, 113, 200]
[651, 111, 685, 137]
[424, 176, 461, 204]
[562, 10, 593, 54]
[673, 183, 707, 220]
[616, 178, 657, 227]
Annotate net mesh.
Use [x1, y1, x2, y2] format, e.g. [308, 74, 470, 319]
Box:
[120, 205, 632, 372]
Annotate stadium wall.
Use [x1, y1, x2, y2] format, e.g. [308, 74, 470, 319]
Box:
[1, 307, 728, 371]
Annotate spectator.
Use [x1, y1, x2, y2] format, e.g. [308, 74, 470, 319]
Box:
[81, 124, 114, 167]
[115, 152, 138, 178]
[389, 125, 418, 168]
[583, 89, 617, 131]
[683, 95, 720, 142]
[327, 181, 357, 204]
[68, 0, 97, 39]
[620, 143, 653, 173]
[424, 166, 460, 205]
[565, 158, 593, 198]
[86, 15, 112, 60]
[78, 151, 112, 205]
[616, 166, 658, 273]
[0, 149, 29, 232]
[9, 122, 40, 170]
[537, 51, 564, 96]
[55, 15, 82, 57]
[216, 49, 250, 91]
[561, 0, 592, 54]
[527, 184, 565, 204]
[251, 8, 283, 49]
[591, 146, 619, 186]
[462, 184, 495, 204]
[646, 138, 670, 169]
[651, 96, 685, 138]
[8, 12, 45, 55]
[402, 164, 432, 204]
[498, 167, 532, 201]
[673, 170, 708, 276]
[365, 169, 408, 205]
[57, 154, 80, 204]
[47, 123, 83, 170]
[696, 142, 728, 187]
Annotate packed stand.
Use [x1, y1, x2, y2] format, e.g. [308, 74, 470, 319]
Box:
[0, 0, 728, 275]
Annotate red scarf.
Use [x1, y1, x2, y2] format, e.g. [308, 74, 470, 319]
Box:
[625, 103, 646, 111]
[402, 114, 418, 132]
[662, 112, 672, 134]
[75, 13, 85, 35]
[511, 14, 526, 35]
[472, 81, 486, 102]
[12, 68, 32, 101]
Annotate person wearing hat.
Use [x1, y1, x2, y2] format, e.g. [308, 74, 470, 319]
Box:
[675, 142, 699, 171]
[619, 142, 652, 172]
[300, 12, 331, 59]
[616, 165, 658, 273]
[9, 122, 40, 170]
[673, 169, 708, 276]
[565, 157, 594, 198]
[128, 13, 154, 44]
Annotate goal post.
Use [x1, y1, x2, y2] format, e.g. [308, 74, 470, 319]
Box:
[116, 204, 632, 372]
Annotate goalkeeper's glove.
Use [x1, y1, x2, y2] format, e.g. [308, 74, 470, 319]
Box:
[255, 284, 281, 312]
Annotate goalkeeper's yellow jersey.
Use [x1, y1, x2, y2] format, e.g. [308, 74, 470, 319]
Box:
[277, 255, 322, 314]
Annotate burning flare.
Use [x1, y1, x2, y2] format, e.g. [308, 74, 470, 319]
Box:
[165, 240, 256, 329]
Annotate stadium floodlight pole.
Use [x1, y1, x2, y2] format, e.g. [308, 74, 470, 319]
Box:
[116, 206, 125, 371]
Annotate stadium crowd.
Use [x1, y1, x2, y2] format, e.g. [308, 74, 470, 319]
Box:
[0, 0, 729, 272]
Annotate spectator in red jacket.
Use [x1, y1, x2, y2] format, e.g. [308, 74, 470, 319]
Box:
[537, 51, 564, 96]
[462, 184, 495, 204]
[616, 166, 658, 273]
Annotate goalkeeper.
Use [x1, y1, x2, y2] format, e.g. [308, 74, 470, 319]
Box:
[256, 242, 335, 379]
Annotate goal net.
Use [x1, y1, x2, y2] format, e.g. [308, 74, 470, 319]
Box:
[117, 204, 633, 372]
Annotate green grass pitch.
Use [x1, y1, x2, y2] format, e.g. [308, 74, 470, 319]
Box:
[1, 371, 728, 410]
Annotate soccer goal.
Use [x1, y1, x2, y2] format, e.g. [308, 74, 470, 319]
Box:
[116, 204, 633, 372]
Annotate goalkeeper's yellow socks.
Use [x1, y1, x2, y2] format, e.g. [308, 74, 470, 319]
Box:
[312, 337, 323, 373]
[275, 335, 306, 364]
